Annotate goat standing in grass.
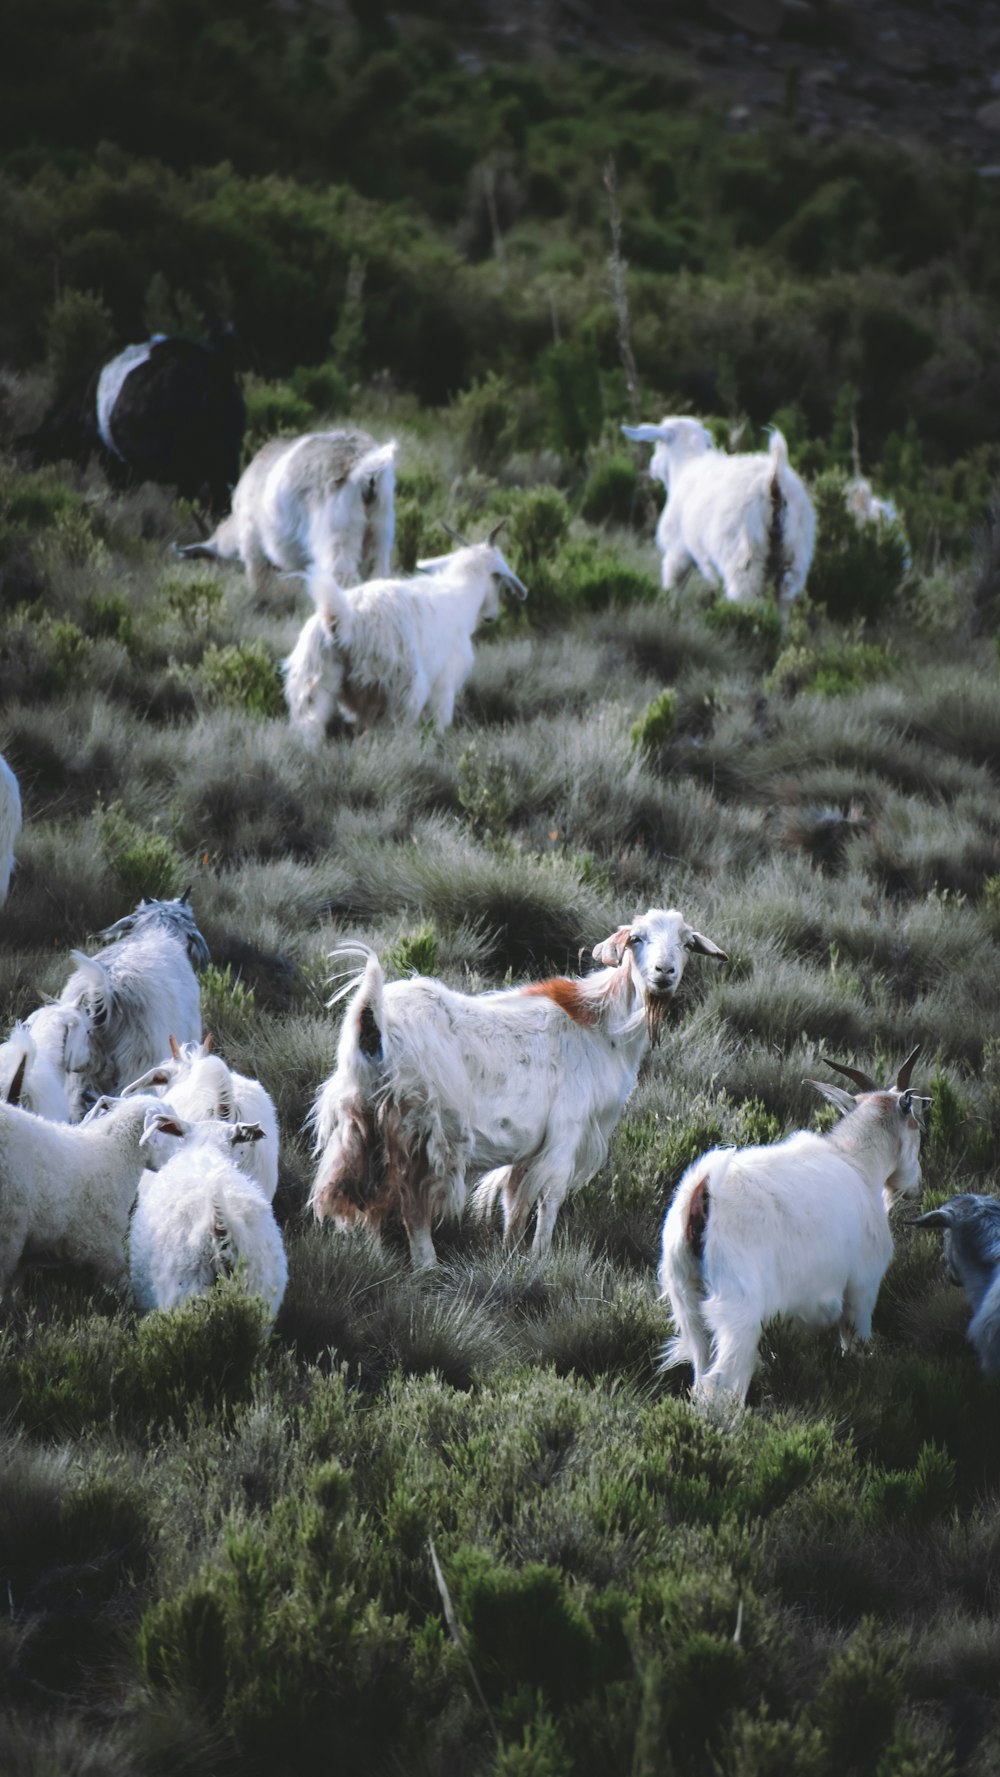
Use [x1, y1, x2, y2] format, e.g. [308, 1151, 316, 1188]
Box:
[129, 1110, 287, 1320]
[915, 1194, 1000, 1376]
[658, 1048, 929, 1406]
[0, 752, 21, 905]
[283, 529, 528, 741]
[310, 909, 727, 1269]
[179, 428, 397, 596]
[622, 416, 815, 612]
[55, 893, 210, 1114]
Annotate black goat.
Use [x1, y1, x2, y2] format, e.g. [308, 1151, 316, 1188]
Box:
[22, 324, 244, 514]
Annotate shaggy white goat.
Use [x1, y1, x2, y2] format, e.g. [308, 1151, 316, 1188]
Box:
[129, 1110, 287, 1320]
[622, 417, 816, 610]
[123, 1036, 279, 1203]
[178, 428, 397, 595]
[0, 1015, 90, 1122]
[310, 908, 727, 1270]
[658, 1048, 929, 1406]
[915, 1193, 1000, 1377]
[283, 530, 528, 741]
[0, 752, 22, 905]
[55, 893, 209, 1113]
[0, 1092, 166, 1296]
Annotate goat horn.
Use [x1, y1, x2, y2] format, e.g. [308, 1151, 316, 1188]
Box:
[440, 521, 470, 548]
[895, 1044, 922, 1091]
[168, 1035, 181, 1060]
[820, 1055, 879, 1093]
[204, 1031, 215, 1052]
[487, 519, 507, 545]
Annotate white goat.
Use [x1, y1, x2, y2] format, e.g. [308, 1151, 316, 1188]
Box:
[0, 1017, 87, 1122]
[0, 751, 22, 905]
[283, 531, 528, 742]
[122, 1037, 279, 1203]
[129, 1110, 287, 1321]
[55, 893, 209, 1113]
[658, 1048, 929, 1407]
[915, 1193, 1000, 1377]
[622, 417, 816, 611]
[0, 1092, 167, 1297]
[178, 429, 397, 596]
[310, 908, 727, 1270]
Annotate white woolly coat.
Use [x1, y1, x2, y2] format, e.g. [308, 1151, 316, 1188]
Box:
[58, 927, 202, 1109]
[0, 752, 22, 905]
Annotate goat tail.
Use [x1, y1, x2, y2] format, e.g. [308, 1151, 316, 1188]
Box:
[470, 1167, 510, 1227]
[765, 428, 790, 596]
[350, 439, 398, 496]
[209, 1200, 237, 1283]
[68, 951, 112, 1025]
[657, 1150, 732, 1380]
[2, 1023, 34, 1106]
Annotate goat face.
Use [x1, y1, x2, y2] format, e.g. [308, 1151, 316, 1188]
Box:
[622, 417, 714, 488]
[916, 1193, 1000, 1294]
[882, 1088, 930, 1200]
[100, 892, 211, 969]
[593, 908, 727, 1000]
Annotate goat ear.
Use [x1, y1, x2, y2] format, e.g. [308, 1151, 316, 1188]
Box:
[804, 1079, 857, 1117]
[6, 1052, 27, 1107]
[685, 928, 728, 961]
[913, 1207, 950, 1229]
[231, 1121, 265, 1145]
[141, 1109, 187, 1145]
[593, 924, 632, 967]
[621, 423, 665, 443]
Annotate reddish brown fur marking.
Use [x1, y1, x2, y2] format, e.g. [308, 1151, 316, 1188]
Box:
[521, 978, 597, 1027]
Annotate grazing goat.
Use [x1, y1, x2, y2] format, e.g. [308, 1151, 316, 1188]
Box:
[283, 530, 528, 741]
[0, 1092, 167, 1297]
[0, 752, 22, 905]
[310, 908, 727, 1269]
[55, 893, 209, 1112]
[622, 417, 816, 611]
[658, 1048, 929, 1406]
[129, 1111, 287, 1320]
[123, 1036, 279, 1203]
[178, 428, 397, 595]
[24, 327, 243, 513]
[915, 1194, 1000, 1377]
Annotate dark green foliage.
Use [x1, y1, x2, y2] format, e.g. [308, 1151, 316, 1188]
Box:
[631, 689, 677, 756]
[43, 286, 115, 397]
[579, 454, 640, 527]
[767, 638, 894, 699]
[100, 799, 183, 903]
[809, 472, 909, 622]
[196, 641, 286, 718]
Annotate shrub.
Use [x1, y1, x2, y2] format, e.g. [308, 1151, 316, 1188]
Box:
[630, 689, 677, 756]
[538, 336, 603, 459]
[43, 287, 114, 397]
[703, 596, 784, 667]
[100, 800, 184, 904]
[809, 470, 909, 622]
[579, 454, 640, 526]
[453, 373, 521, 474]
[766, 638, 893, 699]
[82, 591, 134, 648]
[242, 377, 314, 455]
[162, 570, 224, 628]
[386, 923, 439, 976]
[197, 642, 285, 717]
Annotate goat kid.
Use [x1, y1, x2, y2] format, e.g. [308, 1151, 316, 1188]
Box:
[129, 1110, 287, 1320]
[283, 530, 528, 741]
[179, 428, 397, 596]
[123, 1035, 279, 1202]
[310, 909, 727, 1269]
[622, 416, 815, 611]
[915, 1194, 1000, 1377]
[658, 1049, 929, 1406]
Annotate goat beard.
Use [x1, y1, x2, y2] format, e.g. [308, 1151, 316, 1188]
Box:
[645, 993, 671, 1048]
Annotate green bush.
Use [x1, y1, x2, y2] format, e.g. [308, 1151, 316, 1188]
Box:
[809, 471, 909, 622]
[386, 924, 439, 977]
[100, 801, 184, 904]
[538, 336, 603, 459]
[630, 689, 677, 756]
[579, 454, 640, 526]
[197, 641, 285, 717]
[703, 596, 784, 667]
[766, 638, 894, 698]
[242, 377, 315, 455]
[43, 287, 115, 396]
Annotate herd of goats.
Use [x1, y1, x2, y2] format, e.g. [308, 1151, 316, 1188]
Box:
[0, 326, 996, 1408]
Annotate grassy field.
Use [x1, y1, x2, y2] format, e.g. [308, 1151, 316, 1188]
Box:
[3, 7, 1000, 1773]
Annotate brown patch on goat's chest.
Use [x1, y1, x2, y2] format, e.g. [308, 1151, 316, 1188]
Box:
[336, 645, 390, 730]
[520, 978, 597, 1026]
